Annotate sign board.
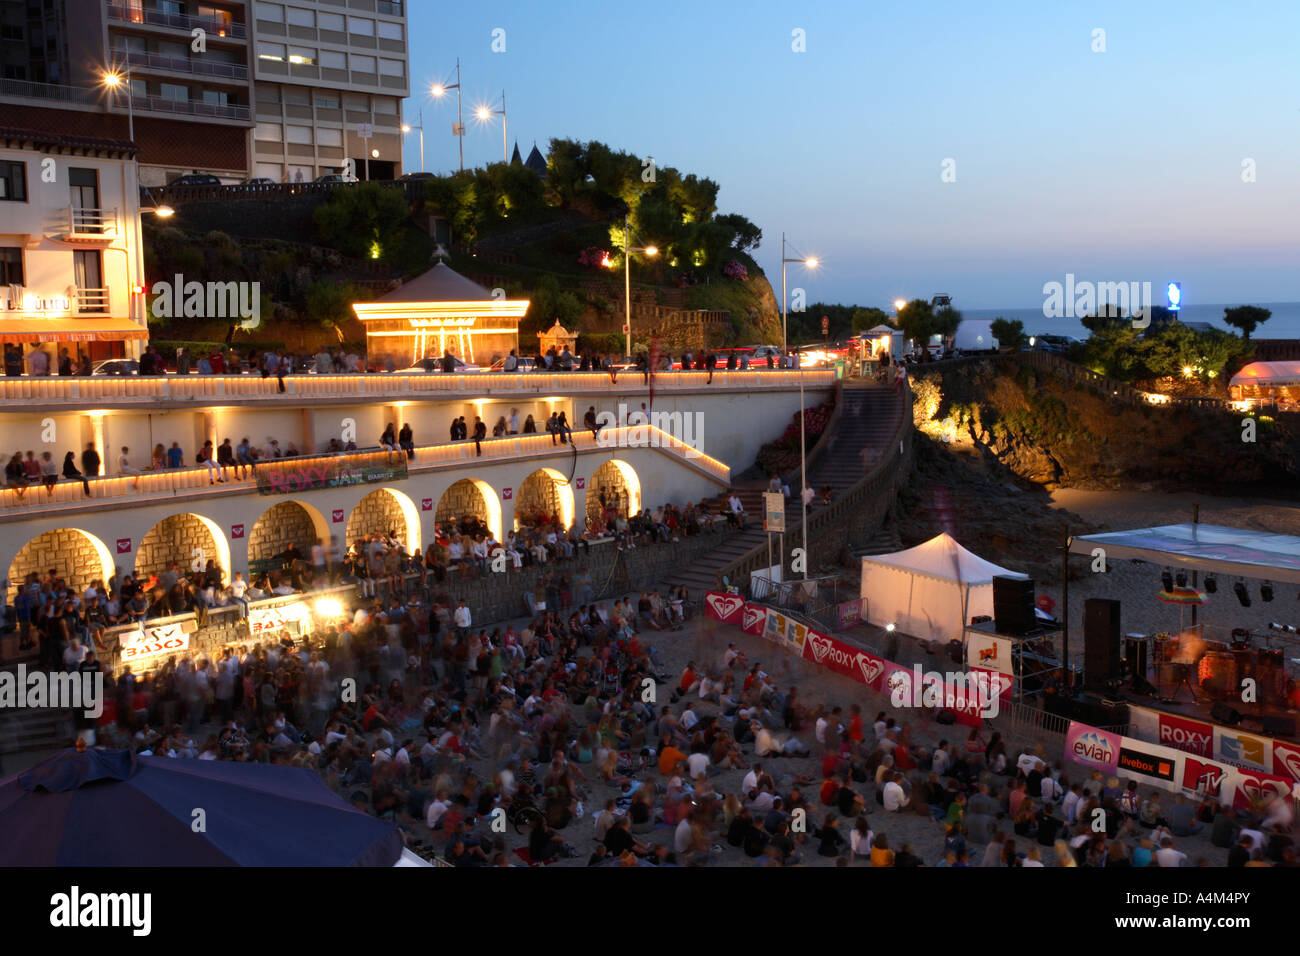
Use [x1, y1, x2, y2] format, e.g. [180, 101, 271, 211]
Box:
[255, 455, 406, 496]
[248, 600, 312, 638]
[231, 524, 245, 539]
[421, 498, 433, 511]
[356, 123, 373, 139]
[575, 478, 586, 490]
[503, 487, 513, 500]
[836, 598, 864, 630]
[821, 316, 829, 333]
[763, 492, 785, 533]
[119, 620, 191, 665]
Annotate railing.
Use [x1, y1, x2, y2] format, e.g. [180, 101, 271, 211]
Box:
[1004, 700, 1129, 740]
[0, 426, 729, 515]
[1018, 351, 1231, 410]
[150, 177, 425, 205]
[125, 93, 249, 121]
[60, 206, 118, 238]
[123, 49, 249, 80]
[107, 3, 248, 39]
[75, 287, 111, 313]
[0, 368, 837, 406]
[0, 78, 102, 106]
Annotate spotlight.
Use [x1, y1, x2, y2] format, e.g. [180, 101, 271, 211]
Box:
[885, 622, 896, 632]
[1175, 570, 1188, 588]
[1204, 575, 1217, 594]
[1261, 581, 1274, 602]
[1234, 582, 1251, 608]
[1161, 569, 1174, 592]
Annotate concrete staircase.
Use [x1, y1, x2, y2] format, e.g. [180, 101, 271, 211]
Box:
[663, 381, 906, 595]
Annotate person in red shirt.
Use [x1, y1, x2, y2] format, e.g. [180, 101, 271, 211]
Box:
[820, 776, 838, 806]
[678, 663, 697, 694]
[822, 750, 843, 780]
[848, 704, 864, 747]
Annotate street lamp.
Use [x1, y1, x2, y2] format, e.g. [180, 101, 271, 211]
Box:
[780, 232, 818, 352]
[614, 214, 658, 359]
[430, 58, 464, 172]
[402, 111, 424, 172]
[798, 344, 808, 579]
[474, 91, 507, 164]
[102, 66, 134, 142]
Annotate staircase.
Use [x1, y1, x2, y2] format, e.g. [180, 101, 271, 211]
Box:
[663, 381, 907, 595]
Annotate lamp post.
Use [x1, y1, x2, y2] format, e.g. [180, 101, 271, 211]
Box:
[430, 59, 464, 172]
[102, 64, 135, 142]
[402, 110, 424, 172]
[474, 91, 507, 163]
[617, 213, 658, 359]
[798, 345, 807, 579]
[779, 232, 818, 352]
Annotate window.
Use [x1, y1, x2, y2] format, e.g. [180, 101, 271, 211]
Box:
[318, 12, 343, 31]
[377, 20, 403, 41]
[320, 50, 346, 70]
[0, 162, 28, 202]
[373, 96, 397, 114]
[255, 123, 282, 142]
[257, 42, 285, 61]
[158, 41, 189, 59]
[159, 82, 189, 102]
[0, 248, 22, 286]
[255, 163, 283, 181]
[349, 54, 375, 73]
[287, 6, 314, 27]
[157, 0, 183, 14]
[285, 125, 312, 144]
[343, 93, 367, 110]
[255, 84, 281, 103]
[284, 86, 309, 104]
[314, 91, 340, 108]
[255, 2, 284, 22]
[110, 35, 147, 53]
[287, 165, 311, 183]
[197, 6, 233, 30]
[130, 78, 147, 97]
[202, 89, 230, 107]
[379, 58, 403, 78]
[347, 16, 374, 36]
[73, 250, 104, 311]
[288, 46, 316, 65]
[317, 127, 341, 147]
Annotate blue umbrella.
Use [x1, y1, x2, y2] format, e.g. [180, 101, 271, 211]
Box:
[0, 747, 403, 866]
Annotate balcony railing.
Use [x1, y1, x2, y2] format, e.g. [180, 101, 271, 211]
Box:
[0, 427, 729, 515]
[125, 93, 249, 121]
[0, 78, 101, 106]
[75, 287, 111, 314]
[0, 368, 838, 406]
[107, 3, 248, 39]
[122, 49, 249, 80]
[58, 206, 118, 240]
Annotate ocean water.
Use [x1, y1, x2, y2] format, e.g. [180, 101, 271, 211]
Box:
[960, 302, 1300, 342]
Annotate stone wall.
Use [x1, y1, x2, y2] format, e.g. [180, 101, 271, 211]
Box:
[436, 479, 488, 531]
[346, 489, 407, 548]
[587, 462, 632, 524]
[515, 472, 560, 525]
[249, 501, 319, 562]
[8, 529, 108, 602]
[135, 514, 218, 581]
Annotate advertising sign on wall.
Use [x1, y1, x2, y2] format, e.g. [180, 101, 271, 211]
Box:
[255, 455, 407, 495]
[118, 621, 191, 665]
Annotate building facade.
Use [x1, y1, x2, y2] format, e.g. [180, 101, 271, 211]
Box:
[0, 128, 148, 363]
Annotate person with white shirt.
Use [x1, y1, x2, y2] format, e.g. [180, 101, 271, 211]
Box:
[931, 743, 951, 777]
[741, 765, 762, 795]
[1062, 785, 1082, 825]
[454, 599, 472, 638]
[426, 792, 450, 829]
[686, 750, 710, 779]
[882, 773, 907, 812]
[1155, 837, 1186, 867]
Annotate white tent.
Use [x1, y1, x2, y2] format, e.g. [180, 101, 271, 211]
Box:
[860, 533, 1028, 644]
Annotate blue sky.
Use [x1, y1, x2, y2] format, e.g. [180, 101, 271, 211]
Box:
[402, 0, 1300, 309]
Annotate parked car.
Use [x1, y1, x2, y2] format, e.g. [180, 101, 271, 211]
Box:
[242, 177, 275, 186]
[313, 174, 348, 184]
[488, 356, 539, 372]
[397, 171, 436, 182]
[747, 345, 785, 363]
[92, 359, 139, 376]
[170, 173, 221, 187]
[1032, 334, 1079, 354]
[401, 356, 482, 373]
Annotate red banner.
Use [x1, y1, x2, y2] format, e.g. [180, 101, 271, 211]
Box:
[702, 591, 745, 626]
[1158, 712, 1213, 757]
[802, 630, 885, 689]
[740, 603, 766, 635]
[1229, 766, 1293, 813]
[1272, 739, 1300, 785]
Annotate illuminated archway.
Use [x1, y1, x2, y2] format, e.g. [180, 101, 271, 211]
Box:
[249, 500, 331, 564]
[346, 488, 422, 553]
[8, 528, 113, 602]
[515, 467, 575, 530]
[135, 513, 232, 585]
[436, 478, 502, 542]
[586, 459, 642, 527]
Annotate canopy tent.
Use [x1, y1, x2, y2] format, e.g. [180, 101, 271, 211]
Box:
[860, 532, 1028, 644]
[1071, 523, 1300, 586]
[0, 748, 405, 866]
[1229, 361, 1300, 390]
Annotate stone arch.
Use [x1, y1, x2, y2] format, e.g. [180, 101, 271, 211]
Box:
[586, 458, 642, 527]
[248, 500, 331, 564]
[436, 478, 501, 542]
[346, 488, 422, 553]
[515, 467, 575, 530]
[7, 528, 114, 602]
[134, 513, 231, 585]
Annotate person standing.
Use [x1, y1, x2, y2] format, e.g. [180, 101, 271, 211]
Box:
[454, 599, 471, 640]
[509, 408, 519, 435]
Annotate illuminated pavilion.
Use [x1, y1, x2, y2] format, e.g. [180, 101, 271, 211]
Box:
[351, 262, 530, 368]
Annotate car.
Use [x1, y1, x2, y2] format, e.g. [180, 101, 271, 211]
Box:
[242, 177, 276, 186]
[488, 356, 539, 372]
[1031, 334, 1079, 354]
[169, 173, 221, 187]
[92, 359, 139, 376]
[400, 356, 482, 373]
[313, 174, 349, 184]
[397, 171, 436, 182]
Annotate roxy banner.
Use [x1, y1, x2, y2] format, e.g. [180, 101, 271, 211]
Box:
[254, 452, 407, 495]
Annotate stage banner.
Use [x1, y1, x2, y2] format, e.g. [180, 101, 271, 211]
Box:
[1271, 739, 1300, 785]
[804, 630, 877, 687]
[1156, 711, 1214, 758]
[966, 633, 1013, 676]
[703, 591, 745, 626]
[971, 667, 1014, 704]
[1114, 738, 1183, 793]
[740, 603, 766, 636]
[1213, 727, 1272, 772]
[1064, 721, 1121, 775]
[1225, 765, 1293, 813]
[883, 665, 987, 726]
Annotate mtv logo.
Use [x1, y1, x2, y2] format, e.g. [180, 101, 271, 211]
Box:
[421, 498, 433, 511]
[503, 488, 513, 500]
[576, 478, 586, 490]
[231, 524, 245, 539]
[332, 509, 344, 523]
[116, 538, 132, 553]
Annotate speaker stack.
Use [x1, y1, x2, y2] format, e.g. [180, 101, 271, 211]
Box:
[1084, 598, 1122, 691]
[992, 576, 1035, 635]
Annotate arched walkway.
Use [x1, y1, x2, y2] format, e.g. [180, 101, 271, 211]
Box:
[347, 488, 422, 553]
[8, 528, 114, 602]
[248, 500, 331, 564]
[436, 478, 502, 542]
[135, 513, 231, 585]
[586, 459, 642, 527]
[515, 467, 575, 530]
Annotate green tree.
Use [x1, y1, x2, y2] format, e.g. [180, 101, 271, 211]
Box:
[1079, 307, 1145, 378]
[524, 274, 584, 341]
[851, 307, 890, 333]
[304, 280, 363, 335]
[1222, 305, 1272, 341]
[1141, 323, 1252, 382]
[312, 182, 410, 260]
[895, 298, 937, 348]
[990, 317, 1027, 351]
[714, 212, 762, 252]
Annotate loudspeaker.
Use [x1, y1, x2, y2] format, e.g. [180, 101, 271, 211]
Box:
[1044, 692, 1129, 727]
[993, 576, 1035, 635]
[1211, 702, 1242, 726]
[1084, 599, 1122, 690]
[1262, 715, 1295, 737]
[1124, 637, 1148, 681]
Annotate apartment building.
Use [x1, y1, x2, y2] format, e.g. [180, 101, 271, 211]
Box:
[0, 0, 408, 185]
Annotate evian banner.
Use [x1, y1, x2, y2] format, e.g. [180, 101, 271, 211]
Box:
[1065, 722, 1121, 774]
